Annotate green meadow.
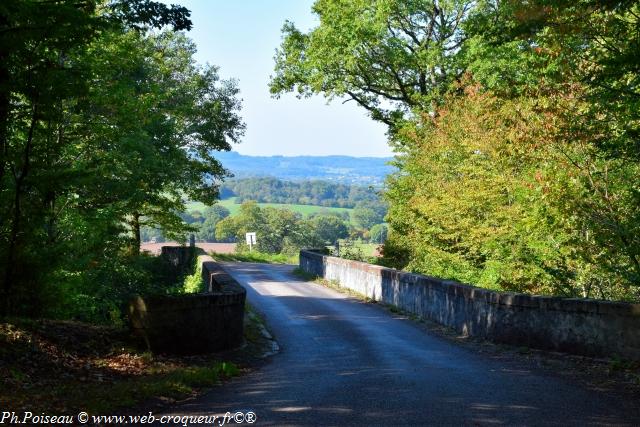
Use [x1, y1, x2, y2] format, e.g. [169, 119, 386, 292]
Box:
[186, 197, 354, 222]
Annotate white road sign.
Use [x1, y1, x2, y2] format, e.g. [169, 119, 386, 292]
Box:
[245, 232, 257, 246]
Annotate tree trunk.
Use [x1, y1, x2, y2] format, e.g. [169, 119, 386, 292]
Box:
[0, 13, 9, 193]
[2, 103, 37, 315]
[131, 212, 141, 256]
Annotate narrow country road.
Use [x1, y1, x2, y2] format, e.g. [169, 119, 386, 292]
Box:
[162, 262, 640, 426]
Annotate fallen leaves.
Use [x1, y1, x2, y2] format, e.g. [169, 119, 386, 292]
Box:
[0, 319, 225, 413]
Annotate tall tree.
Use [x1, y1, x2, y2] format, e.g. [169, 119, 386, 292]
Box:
[0, 0, 245, 316]
[270, 0, 474, 128]
[83, 30, 243, 252]
[197, 206, 231, 242]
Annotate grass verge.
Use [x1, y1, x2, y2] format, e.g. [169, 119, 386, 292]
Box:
[212, 251, 298, 265]
[181, 257, 204, 294]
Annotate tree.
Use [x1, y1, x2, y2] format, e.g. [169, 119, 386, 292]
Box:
[353, 201, 387, 231]
[270, 0, 475, 127]
[214, 201, 348, 254]
[260, 208, 305, 254]
[459, 0, 640, 295]
[0, 0, 107, 316]
[197, 206, 230, 242]
[369, 224, 388, 244]
[311, 215, 349, 245]
[215, 202, 299, 253]
[216, 201, 262, 243]
[0, 0, 245, 317]
[270, 0, 640, 301]
[221, 177, 380, 208]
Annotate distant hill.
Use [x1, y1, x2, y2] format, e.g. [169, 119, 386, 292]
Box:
[214, 151, 394, 186]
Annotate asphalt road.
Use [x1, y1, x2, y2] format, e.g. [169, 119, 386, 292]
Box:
[162, 262, 640, 426]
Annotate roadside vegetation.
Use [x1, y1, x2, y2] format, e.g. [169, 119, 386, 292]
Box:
[1, 251, 272, 413]
[271, 0, 640, 302]
[212, 201, 386, 261]
[212, 251, 299, 265]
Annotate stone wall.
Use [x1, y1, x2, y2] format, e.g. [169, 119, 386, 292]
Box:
[129, 254, 246, 355]
[300, 250, 640, 360]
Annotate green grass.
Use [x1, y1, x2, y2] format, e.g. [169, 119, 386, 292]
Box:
[211, 250, 298, 265]
[187, 197, 355, 223]
[328, 240, 380, 258]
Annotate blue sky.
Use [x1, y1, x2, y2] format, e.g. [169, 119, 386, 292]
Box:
[162, 0, 391, 157]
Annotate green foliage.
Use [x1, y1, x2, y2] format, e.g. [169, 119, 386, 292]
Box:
[0, 1, 244, 317]
[280, 0, 640, 301]
[382, 67, 639, 299]
[215, 201, 316, 254]
[181, 259, 204, 294]
[214, 201, 353, 255]
[352, 201, 387, 230]
[222, 177, 382, 208]
[369, 224, 388, 244]
[384, 89, 565, 294]
[270, 0, 474, 127]
[189, 206, 231, 242]
[337, 240, 378, 264]
[47, 253, 172, 325]
[309, 215, 350, 245]
[212, 251, 299, 265]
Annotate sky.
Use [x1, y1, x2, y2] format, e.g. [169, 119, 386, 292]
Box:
[161, 0, 392, 157]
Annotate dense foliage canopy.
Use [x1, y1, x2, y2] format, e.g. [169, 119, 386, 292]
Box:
[0, 0, 244, 319]
[273, 0, 640, 301]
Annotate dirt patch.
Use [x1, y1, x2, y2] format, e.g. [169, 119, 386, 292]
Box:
[140, 242, 236, 256]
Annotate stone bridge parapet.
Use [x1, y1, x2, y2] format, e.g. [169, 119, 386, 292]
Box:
[300, 250, 640, 360]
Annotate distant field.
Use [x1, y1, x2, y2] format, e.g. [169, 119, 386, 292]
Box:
[186, 197, 354, 222]
[330, 241, 381, 257]
[186, 199, 241, 215]
[140, 242, 236, 255]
